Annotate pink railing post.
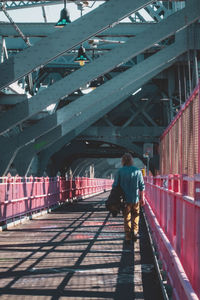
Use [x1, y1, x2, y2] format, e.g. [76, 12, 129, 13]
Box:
[69, 177, 73, 200]
[173, 174, 179, 193]
[194, 174, 200, 201]
[182, 175, 188, 196]
[75, 177, 80, 197]
[168, 174, 173, 191]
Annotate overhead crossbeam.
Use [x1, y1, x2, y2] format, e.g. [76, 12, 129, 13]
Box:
[18, 65, 171, 177]
[0, 1, 62, 10]
[122, 99, 154, 128]
[7, 38, 185, 176]
[0, 94, 27, 105]
[0, 23, 154, 38]
[0, 34, 186, 154]
[23, 40, 185, 149]
[37, 138, 126, 176]
[80, 126, 164, 142]
[145, 3, 170, 22]
[49, 141, 125, 174]
[0, 5, 198, 135]
[0, 0, 154, 89]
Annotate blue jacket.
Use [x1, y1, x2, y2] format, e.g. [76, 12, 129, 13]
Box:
[112, 166, 145, 204]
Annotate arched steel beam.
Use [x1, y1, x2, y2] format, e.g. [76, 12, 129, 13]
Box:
[102, 168, 118, 179]
[49, 141, 125, 173]
[78, 160, 97, 177]
[93, 160, 111, 178]
[71, 159, 90, 177]
[71, 158, 95, 177]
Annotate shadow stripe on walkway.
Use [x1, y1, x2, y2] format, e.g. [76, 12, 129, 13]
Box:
[0, 192, 163, 300]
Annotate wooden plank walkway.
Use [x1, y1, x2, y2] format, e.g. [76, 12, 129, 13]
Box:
[0, 193, 163, 300]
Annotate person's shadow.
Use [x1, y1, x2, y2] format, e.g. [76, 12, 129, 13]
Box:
[114, 241, 140, 300]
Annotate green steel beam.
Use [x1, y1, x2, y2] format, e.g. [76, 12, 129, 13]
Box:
[80, 126, 164, 142]
[0, 6, 198, 135]
[13, 144, 36, 176]
[0, 0, 154, 89]
[24, 41, 185, 155]
[0, 1, 62, 10]
[1, 33, 185, 155]
[145, 3, 170, 22]
[0, 94, 27, 105]
[0, 23, 154, 37]
[10, 39, 183, 176]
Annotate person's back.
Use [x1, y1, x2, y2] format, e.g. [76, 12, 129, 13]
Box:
[112, 153, 145, 244]
[114, 165, 144, 204]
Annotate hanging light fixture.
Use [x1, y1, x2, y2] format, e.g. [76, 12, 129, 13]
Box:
[74, 45, 89, 66]
[74, 3, 89, 67]
[55, 0, 71, 28]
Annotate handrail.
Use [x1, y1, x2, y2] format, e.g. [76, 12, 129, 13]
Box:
[0, 176, 113, 224]
[144, 174, 200, 300]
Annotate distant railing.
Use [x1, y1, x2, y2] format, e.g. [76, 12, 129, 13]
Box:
[0, 176, 113, 224]
[144, 175, 200, 300]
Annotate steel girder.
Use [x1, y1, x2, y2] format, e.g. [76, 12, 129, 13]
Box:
[89, 160, 110, 178]
[0, 1, 110, 12]
[1, 33, 184, 137]
[0, 23, 154, 38]
[69, 158, 93, 177]
[13, 145, 36, 176]
[0, 2, 198, 173]
[47, 142, 89, 176]
[9, 38, 185, 176]
[79, 158, 110, 178]
[0, 1, 186, 13]
[144, 3, 171, 22]
[3, 38, 124, 52]
[37, 133, 125, 177]
[47, 143, 126, 176]
[0, 94, 28, 105]
[0, 5, 198, 135]
[0, 0, 154, 89]
[86, 136, 156, 174]
[121, 97, 157, 128]
[37, 136, 82, 176]
[0, 1, 62, 10]
[80, 126, 164, 143]
[102, 84, 166, 127]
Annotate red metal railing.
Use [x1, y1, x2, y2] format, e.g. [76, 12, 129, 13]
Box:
[159, 81, 200, 195]
[144, 175, 200, 300]
[0, 176, 113, 224]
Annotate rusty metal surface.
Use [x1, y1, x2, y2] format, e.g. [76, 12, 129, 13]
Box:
[0, 193, 163, 299]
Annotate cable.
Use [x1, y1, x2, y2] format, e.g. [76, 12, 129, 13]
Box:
[1, 3, 31, 47]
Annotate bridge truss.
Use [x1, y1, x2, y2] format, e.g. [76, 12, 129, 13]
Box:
[0, 0, 199, 177]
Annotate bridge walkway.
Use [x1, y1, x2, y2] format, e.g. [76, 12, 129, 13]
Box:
[0, 192, 163, 300]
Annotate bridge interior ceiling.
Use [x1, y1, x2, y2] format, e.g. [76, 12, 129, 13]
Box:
[0, 0, 199, 177]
